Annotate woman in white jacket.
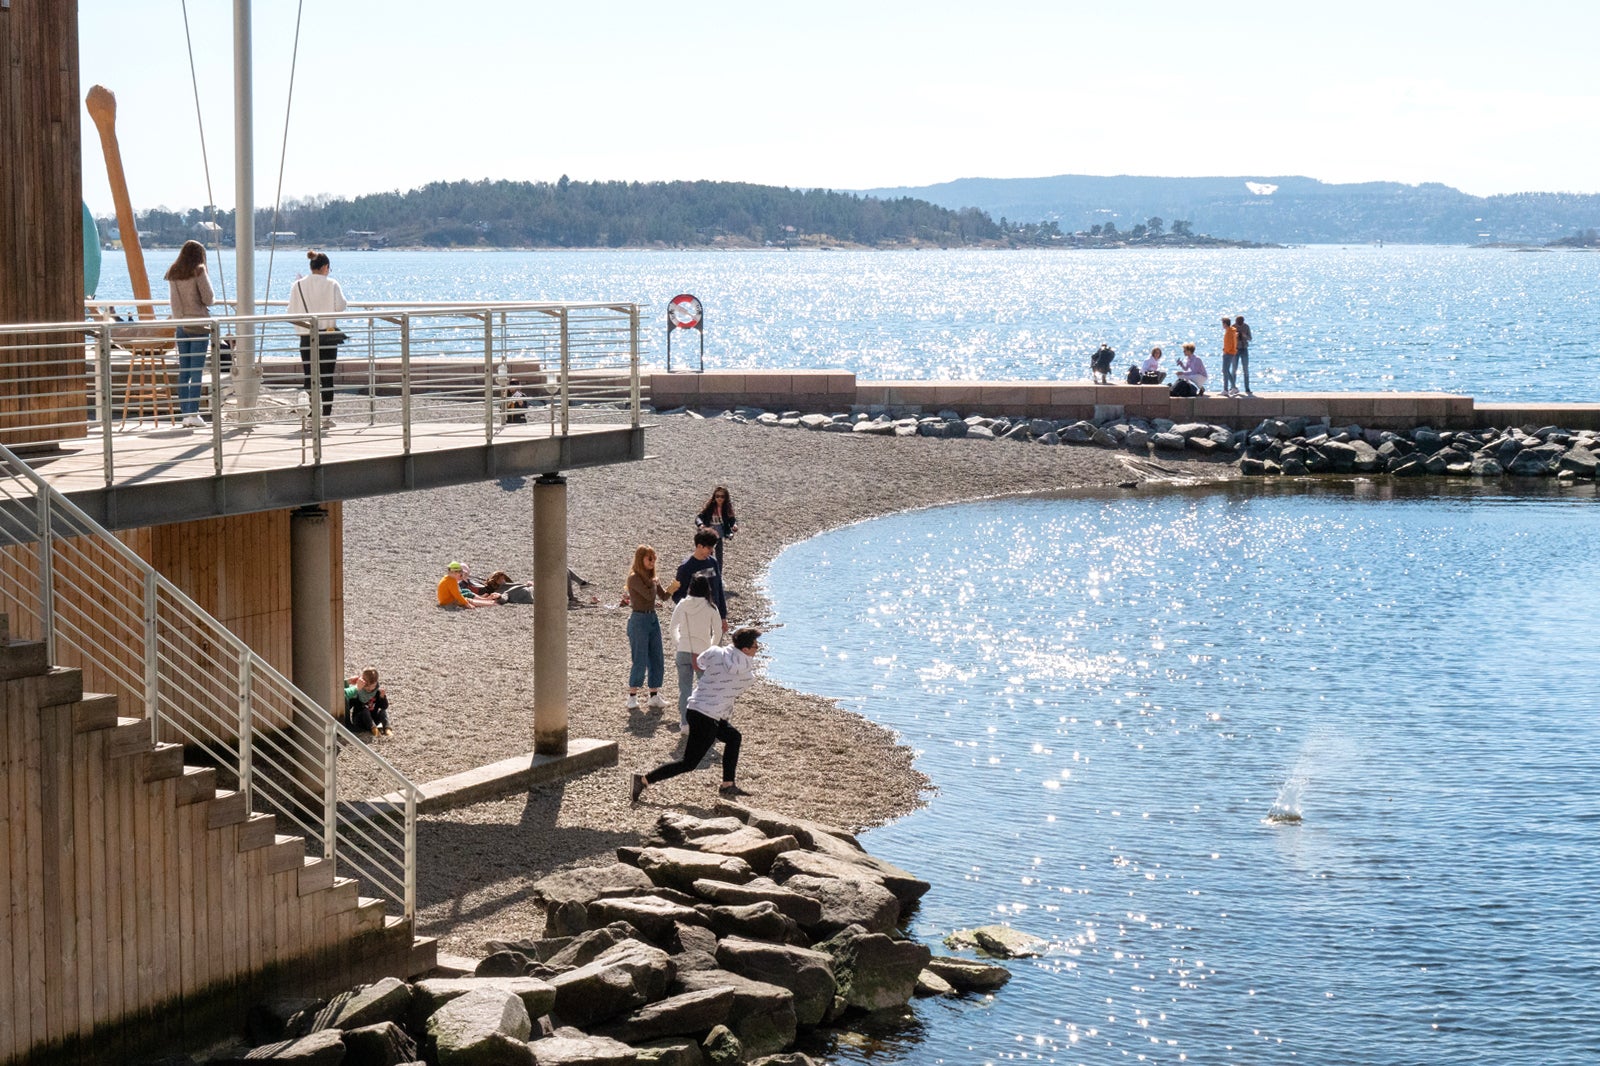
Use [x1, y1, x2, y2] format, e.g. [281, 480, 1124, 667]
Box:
[669, 572, 721, 730]
[286, 250, 348, 425]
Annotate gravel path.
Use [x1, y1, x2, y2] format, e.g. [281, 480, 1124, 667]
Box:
[342, 415, 1234, 955]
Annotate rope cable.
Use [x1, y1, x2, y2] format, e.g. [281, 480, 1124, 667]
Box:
[180, 0, 229, 308]
[261, 0, 306, 308]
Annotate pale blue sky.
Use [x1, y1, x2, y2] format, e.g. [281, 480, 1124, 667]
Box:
[77, 0, 1600, 215]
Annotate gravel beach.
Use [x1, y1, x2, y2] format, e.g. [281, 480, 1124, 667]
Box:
[342, 415, 1233, 955]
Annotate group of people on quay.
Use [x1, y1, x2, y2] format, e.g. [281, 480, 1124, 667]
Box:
[1090, 313, 1255, 397]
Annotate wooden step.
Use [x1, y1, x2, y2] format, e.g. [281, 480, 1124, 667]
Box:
[406, 935, 439, 980]
[176, 765, 218, 806]
[0, 638, 48, 681]
[263, 835, 306, 876]
[205, 789, 249, 829]
[237, 813, 278, 852]
[324, 877, 359, 916]
[299, 856, 335, 897]
[108, 716, 154, 759]
[40, 666, 84, 707]
[142, 742, 185, 783]
[68, 693, 119, 733]
[352, 897, 387, 935]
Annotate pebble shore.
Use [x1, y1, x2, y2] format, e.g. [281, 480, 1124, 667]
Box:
[343, 414, 1234, 956]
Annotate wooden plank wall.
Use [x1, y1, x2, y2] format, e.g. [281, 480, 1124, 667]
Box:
[0, 0, 89, 445]
[0, 505, 344, 736]
[0, 659, 414, 1064]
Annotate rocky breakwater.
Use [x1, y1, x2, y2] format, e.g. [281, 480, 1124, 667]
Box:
[671, 405, 1600, 482]
[199, 803, 1015, 1065]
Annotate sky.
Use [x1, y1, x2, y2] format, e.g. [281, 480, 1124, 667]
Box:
[76, 0, 1600, 216]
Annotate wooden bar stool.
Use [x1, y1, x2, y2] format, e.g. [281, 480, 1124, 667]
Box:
[120, 347, 176, 427]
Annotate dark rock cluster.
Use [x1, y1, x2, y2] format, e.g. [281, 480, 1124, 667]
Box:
[200, 803, 1013, 1066]
[663, 405, 1600, 481]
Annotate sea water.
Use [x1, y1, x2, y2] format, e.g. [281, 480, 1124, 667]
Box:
[763, 482, 1600, 1065]
[94, 245, 1600, 402]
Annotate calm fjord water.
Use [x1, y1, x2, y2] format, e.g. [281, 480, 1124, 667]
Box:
[765, 484, 1600, 1065]
[98, 245, 1600, 402]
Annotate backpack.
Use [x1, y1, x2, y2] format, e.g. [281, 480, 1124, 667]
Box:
[1125, 364, 1142, 385]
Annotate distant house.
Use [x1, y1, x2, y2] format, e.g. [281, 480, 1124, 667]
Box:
[268, 231, 297, 242]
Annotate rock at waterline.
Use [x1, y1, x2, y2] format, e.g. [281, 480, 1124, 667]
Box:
[944, 924, 1047, 959]
[924, 954, 1013, 992]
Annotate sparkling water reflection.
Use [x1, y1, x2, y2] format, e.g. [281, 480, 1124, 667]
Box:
[95, 246, 1600, 401]
[764, 482, 1600, 1065]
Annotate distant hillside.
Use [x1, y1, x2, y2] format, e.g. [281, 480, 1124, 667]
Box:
[114, 179, 1001, 249]
[860, 174, 1600, 244]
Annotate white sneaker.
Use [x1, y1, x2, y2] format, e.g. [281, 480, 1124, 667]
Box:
[625, 694, 639, 710]
[646, 692, 664, 709]
[182, 414, 206, 428]
[321, 416, 336, 429]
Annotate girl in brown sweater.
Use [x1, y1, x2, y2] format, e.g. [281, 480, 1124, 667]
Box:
[620, 544, 674, 710]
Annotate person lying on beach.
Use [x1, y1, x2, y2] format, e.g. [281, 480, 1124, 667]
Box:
[477, 568, 598, 606]
[631, 627, 763, 805]
[437, 561, 498, 609]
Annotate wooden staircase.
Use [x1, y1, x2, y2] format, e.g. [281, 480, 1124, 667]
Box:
[0, 627, 435, 1064]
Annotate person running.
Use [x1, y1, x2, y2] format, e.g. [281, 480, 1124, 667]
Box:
[1234, 314, 1254, 395]
[1220, 317, 1239, 396]
[621, 544, 673, 710]
[632, 627, 763, 804]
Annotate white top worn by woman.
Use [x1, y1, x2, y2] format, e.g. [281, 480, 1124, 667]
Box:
[671, 596, 720, 656]
[286, 273, 348, 335]
[684, 645, 757, 721]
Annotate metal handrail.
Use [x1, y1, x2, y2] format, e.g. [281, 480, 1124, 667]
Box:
[0, 300, 645, 486]
[0, 442, 420, 918]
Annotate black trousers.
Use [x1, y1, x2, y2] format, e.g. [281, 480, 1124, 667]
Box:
[299, 334, 338, 416]
[346, 692, 389, 733]
[645, 709, 741, 785]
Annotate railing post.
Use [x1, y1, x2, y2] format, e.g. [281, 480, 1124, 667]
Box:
[96, 326, 115, 486]
[143, 572, 159, 741]
[560, 308, 570, 436]
[365, 323, 377, 427]
[404, 786, 418, 921]
[209, 320, 225, 476]
[36, 492, 55, 664]
[483, 311, 495, 443]
[310, 329, 324, 465]
[629, 304, 641, 429]
[238, 656, 254, 808]
[323, 717, 337, 861]
[400, 315, 412, 455]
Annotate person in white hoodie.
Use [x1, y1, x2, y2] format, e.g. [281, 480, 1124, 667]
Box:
[669, 573, 721, 731]
[632, 627, 762, 804]
[286, 249, 348, 425]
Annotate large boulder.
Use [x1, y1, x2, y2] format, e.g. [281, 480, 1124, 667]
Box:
[210, 1029, 346, 1065]
[780, 874, 900, 936]
[634, 847, 757, 893]
[1559, 446, 1598, 477]
[534, 863, 657, 908]
[412, 977, 557, 1027]
[340, 1020, 419, 1066]
[690, 878, 824, 927]
[543, 922, 647, 972]
[924, 955, 1013, 992]
[591, 987, 737, 1044]
[697, 901, 800, 943]
[816, 925, 931, 1012]
[634, 1038, 706, 1066]
[944, 924, 1047, 958]
[527, 1029, 638, 1065]
[714, 936, 837, 1027]
[425, 987, 535, 1066]
[769, 848, 929, 907]
[586, 896, 709, 943]
[674, 970, 798, 1057]
[655, 813, 748, 845]
[686, 828, 800, 875]
[715, 803, 864, 852]
[549, 940, 675, 1028]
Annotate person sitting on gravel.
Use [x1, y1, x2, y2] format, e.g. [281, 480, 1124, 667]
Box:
[344, 668, 390, 737]
[437, 561, 498, 609]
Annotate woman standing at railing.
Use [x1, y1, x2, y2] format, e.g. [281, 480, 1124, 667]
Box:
[165, 240, 214, 429]
[286, 250, 349, 427]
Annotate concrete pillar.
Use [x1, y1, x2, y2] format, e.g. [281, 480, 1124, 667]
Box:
[290, 505, 336, 713]
[532, 473, 568, 755]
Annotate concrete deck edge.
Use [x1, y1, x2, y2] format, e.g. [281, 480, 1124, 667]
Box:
[411, 737, 619, 814]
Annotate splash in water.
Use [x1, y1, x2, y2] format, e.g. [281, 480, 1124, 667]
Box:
[1266, 775, 1305, 824]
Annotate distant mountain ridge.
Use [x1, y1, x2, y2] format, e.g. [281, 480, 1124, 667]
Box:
[859, 174, 1600, 244]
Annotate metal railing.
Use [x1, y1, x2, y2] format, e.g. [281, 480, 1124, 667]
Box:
[0, 442, 420, 918]
[0, 300, 644, 485]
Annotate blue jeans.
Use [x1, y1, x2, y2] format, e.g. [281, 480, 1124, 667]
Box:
[1238, 352, 1251, 393]
[175, 328, 208, 415]
[676, 650, 703, 724]
[627, 610, 664, 689]
[1221, 353, 1238, 393]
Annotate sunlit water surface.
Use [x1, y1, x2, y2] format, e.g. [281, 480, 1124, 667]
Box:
[96, 246, 1600, 401]
[763, 483, 1600, 1065]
